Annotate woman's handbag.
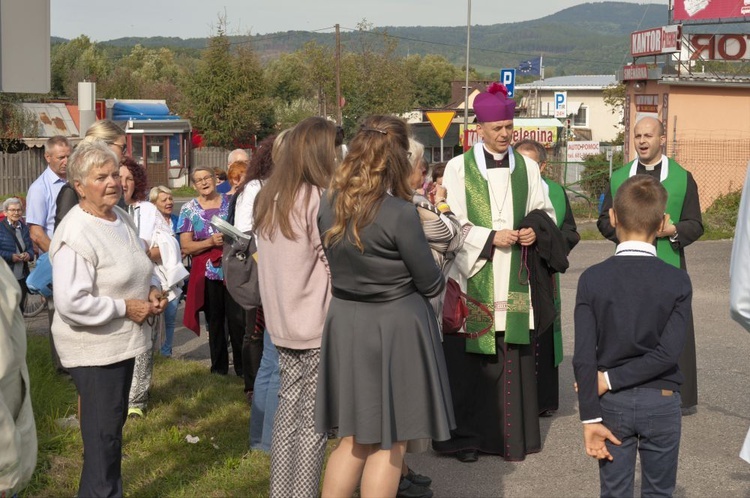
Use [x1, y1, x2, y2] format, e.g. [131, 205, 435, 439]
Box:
[26, 252, 53, 298]
[212, 216, 261, 311]
[442, 277, 493, 339]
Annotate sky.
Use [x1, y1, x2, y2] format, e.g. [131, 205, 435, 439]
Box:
[51, 0, 667, 41]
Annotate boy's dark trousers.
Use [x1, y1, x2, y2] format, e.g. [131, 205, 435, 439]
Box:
[598, 388, 682, 497]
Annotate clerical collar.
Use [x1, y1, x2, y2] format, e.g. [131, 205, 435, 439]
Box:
[638, 160, 660, 171]
[615, 240, 656, 257]
[483, 144, 507, 161]
[483, 146, 509, 169]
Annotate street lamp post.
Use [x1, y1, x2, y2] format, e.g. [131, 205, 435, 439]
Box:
[463, 0, 471, 150]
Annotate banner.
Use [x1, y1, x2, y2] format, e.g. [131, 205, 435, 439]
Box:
[631, 25, 681, 57]
[460, 122, 561, 151]
[673, 0, 750, 21]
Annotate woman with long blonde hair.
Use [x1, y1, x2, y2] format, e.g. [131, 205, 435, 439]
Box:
[315, 115, 454, 497]
[253, 116, 337, 497]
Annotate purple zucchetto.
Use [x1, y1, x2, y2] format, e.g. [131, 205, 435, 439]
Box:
[473, 82, 516, 122]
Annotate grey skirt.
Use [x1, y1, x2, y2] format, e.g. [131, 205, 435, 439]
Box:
[314, 292, 455, 449]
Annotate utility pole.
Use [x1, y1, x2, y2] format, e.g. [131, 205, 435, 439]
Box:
[335, 24, 342, 126]
[463, 0, 471, 151]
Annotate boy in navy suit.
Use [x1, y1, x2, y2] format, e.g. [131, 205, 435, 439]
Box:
[573, 175, 692, 497]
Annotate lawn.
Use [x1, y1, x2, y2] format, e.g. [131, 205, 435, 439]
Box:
[23, 336, 271, 498]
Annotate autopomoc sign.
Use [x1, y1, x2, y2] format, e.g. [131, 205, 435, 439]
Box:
[566, 141, 600, 163]
[622, 64, 649, 81]
[688, 34, 750, 61]
[673, 0, 750, 22]
[631, 25, 681, 57]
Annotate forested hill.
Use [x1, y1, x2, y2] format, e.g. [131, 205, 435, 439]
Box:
[63, 2, 670, 75]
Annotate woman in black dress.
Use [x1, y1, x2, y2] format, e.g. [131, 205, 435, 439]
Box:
[316, 115, 455, 497]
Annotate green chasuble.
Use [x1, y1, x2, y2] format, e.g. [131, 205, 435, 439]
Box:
[464, 148, 530, 355]
[610, 158, 687, 268]
[543, 178, 565, 367]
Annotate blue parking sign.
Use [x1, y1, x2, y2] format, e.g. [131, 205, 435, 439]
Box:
[500, 69, 516, 98]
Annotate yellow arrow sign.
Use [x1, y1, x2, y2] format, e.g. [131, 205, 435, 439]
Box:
[425, 111, 456, 139]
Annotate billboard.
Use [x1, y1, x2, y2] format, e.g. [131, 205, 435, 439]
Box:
[688, 34, 750, 60]
[631, 25, 681, 57]
[673, 0, 750, 21]
[0, 0, 51, 93]
[460, 120, 562, 150]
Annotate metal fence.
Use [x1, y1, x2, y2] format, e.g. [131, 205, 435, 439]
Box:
[191, 147, 230, 170]
[0, 149, 47, 197]
[669, 139, 750, 211]
[549, 139, 750, 213]
[191, 147, 252, 171]
[0, 146, 253, 197]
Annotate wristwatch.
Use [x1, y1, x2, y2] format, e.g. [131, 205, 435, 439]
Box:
[669, 229, 679, 243]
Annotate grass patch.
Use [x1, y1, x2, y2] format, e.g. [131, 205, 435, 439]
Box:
[23, 335, 79, 497]
[579, 229, 605, 241]
[570, 198, 600, 223]
[171, 186, 197, 197]
[24, 336, 272, 497]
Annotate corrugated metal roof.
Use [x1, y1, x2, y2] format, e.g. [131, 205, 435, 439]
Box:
[20, 103, 79, 138]
[516, 75, 617, 90]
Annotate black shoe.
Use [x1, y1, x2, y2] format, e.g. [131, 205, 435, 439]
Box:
[455, 449, 478, 463]
[539, 409, 556, 417]
[405, 468, 432, 487]
[397, 476, 433, 498]
[681, 405, 698, 416]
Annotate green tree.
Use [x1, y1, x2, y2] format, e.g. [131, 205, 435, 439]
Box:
[0, 94, 37, 152]
[178, 20, 274, 147]
[339, 22, 413, 133]
[602, 83, 625, 145]
[579, 150, 623, 199]
[265, 52, 308, 104]
[97, 45, 184, 106]
[50, 36, 111, 98]
[404, 54, 462, 108]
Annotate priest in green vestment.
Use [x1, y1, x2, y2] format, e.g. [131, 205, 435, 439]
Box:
[432, 83, 557, 462]
[516, 139, 580, 416]
[597, 116, 703, 411]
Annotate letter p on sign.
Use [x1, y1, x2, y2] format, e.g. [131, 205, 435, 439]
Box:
[554, 91, 567, 118]
[500, 68, 515, 98]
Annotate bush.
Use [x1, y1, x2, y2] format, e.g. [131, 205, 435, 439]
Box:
[703, 189, 741, 239]
[579, 151, 623, 200]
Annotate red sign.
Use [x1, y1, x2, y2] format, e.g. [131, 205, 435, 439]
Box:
[689, 34, 750, 60]
[631, 25, 681, 57]
[622, 64, 649, 81]
[673, 0, 750, 21]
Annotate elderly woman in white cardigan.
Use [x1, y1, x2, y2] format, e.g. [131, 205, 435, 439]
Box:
[49, 140, 166, 498]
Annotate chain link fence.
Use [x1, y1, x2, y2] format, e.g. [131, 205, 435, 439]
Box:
[546, 139, 750, 217]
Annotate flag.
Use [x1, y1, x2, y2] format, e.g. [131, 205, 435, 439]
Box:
[517, 56, 542, 76]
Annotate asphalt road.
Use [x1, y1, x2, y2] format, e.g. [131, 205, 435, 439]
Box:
[404, 239, 750, 497]
[26, 240, 750, 497]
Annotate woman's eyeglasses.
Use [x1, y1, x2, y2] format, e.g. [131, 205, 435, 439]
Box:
[193, 176, 214, 185]
[109, 142, 127, 153]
